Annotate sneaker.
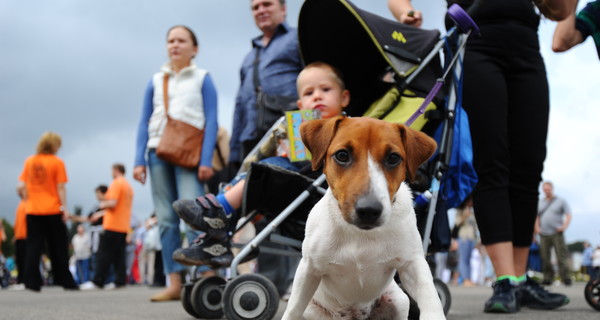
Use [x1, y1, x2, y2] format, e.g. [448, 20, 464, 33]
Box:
[173, 236, 234, 268]
[104, 283, 116, 290]
[172, 194, 231, 240]
[8, 284, 25, 291]
[79, 281, 100, 291]
[484, 278, 520, 313]
[520, 277, 570, 310]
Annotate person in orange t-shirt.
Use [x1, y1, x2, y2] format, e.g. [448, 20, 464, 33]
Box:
[18, 131, 77, 291]
[81, 163, 133, 289]
[13, 188, 28, 285]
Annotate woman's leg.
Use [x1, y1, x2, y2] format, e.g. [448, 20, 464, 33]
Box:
[148, 150, 185, 300]
[24, 215, 44, 291]
[15, 239, 27, 284]
[45, 214, 77, 289]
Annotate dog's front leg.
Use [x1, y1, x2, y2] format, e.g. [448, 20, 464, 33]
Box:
[282, 257, 321, 320]
[398, 258, 446, 319]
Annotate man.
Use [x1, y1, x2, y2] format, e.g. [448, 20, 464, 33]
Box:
[80, 164, 133, 289]
[227, 0, 302, 296]
[229, 0, 303, 163]
[535, 181, 573, 286]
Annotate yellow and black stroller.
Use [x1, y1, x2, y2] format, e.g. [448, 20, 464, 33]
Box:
[180, 1, 479, 319]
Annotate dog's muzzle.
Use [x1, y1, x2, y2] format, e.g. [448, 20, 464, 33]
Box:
[354, 195, 383, 230]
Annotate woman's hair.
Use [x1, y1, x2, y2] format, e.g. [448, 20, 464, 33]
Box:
[36, 131, 62, 155]
[167, 25, 198, 47]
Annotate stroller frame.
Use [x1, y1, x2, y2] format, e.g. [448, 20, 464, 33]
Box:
[181, 1, 479, 319]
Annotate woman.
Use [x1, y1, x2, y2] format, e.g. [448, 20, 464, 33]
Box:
[389, 0, 574, 313]
[133, 25, 218, 302]
[454, 196, 478, 287]
[18, 132, 77, 291]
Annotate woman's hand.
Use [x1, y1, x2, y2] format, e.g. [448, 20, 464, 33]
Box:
[388, 0, 423, 27]
[133, 165, 147, 185]
[399, 10, 423, 27]
[197, 166, 214, 182]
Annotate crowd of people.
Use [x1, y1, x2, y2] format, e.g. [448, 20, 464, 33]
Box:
[1, 0, 600, 317]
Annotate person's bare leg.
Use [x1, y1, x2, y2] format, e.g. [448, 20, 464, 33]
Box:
[513, 246, 530, 277]
[151, 272, 181, 301]
[486, 241, 515, 277]
[224, 180, 245, 210]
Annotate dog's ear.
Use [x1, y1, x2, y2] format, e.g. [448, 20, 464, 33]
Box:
[398, 124, 437, 182]
[300, 116, 344, 170]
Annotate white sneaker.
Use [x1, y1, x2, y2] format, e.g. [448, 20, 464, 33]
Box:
[8, 284, 25, 291]
[104, 283, 116, 290]
[79, 281, 99, 290]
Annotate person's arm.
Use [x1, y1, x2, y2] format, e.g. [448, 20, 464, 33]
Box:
[534, 216, 541, 235]
[229, 71, 246, 163]
[557, 212, 572, 232]
[198, 73, 219, 181]
[134, 80, 154, 185]
[57, 182, 69, 221]
[388, 0, 423, 27]
[536, 0, 578, 21]
[552, 2, 584, 52]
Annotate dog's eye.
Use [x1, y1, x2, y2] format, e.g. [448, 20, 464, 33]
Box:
[386, 153, 402, 167]
[334, 150, 351, 165]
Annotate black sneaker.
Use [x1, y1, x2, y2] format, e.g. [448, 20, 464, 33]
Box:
[173, 236, 234, 268]
[484, 278, 520, 313]
[173, 194, 232, 240]
[520, 277, 570, 310]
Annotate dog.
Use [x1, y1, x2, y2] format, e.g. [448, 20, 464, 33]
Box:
[282, 117, 445, 320]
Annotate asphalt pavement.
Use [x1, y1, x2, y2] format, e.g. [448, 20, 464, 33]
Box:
[0, 281, 597, 319]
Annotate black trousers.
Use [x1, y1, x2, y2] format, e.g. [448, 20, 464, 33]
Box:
[15, 239, 27, 284]
[462, 23, 548, 247]
[93, 230, 127, 287]
[24, 214, 77, 291]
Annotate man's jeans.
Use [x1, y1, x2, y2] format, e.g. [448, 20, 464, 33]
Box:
[75, 258, 91, 284]
[540, 232, 571, 283]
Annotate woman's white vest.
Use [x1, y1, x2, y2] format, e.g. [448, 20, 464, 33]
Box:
[147, 62, 207, 149]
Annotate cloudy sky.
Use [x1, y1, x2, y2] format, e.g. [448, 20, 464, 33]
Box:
[1, 1, 598, 245]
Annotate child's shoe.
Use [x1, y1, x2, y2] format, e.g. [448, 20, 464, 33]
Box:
[173, 236, 234, 268]
[172, 194, 231, 240]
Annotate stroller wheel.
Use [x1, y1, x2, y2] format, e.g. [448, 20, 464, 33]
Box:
[222, 273, 279, 320]
[433, 278, 452, 315]
[447, 3, 479, 36]
[585, 278, 600, 311]
[181, 282, 201, 318]
[190, 276, 226, 319]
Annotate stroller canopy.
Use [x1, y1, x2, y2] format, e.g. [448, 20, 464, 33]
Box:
[298, 0, 441, 116]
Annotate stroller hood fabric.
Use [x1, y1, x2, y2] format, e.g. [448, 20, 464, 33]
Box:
[298, 0, 441, 116]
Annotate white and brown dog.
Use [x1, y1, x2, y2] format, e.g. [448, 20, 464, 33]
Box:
[282, 117, 445, 320]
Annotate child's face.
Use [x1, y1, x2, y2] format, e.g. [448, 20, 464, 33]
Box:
[297, 68, 349, 119]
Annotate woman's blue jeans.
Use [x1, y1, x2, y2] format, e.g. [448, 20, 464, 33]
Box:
[457, 238, 475, 283]
[148, 150, 204, 274]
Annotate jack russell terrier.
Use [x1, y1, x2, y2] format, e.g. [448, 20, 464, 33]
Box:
[282, 116, 445, 320]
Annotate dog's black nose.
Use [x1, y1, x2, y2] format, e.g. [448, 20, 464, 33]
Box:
[355, 196, 383, 229]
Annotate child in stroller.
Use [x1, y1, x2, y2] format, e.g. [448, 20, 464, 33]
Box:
[172, 62, 350, 268]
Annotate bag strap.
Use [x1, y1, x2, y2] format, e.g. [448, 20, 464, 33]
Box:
[252, 47, 261, 93]
[538, 197, 556, 217]
[163, 73, 170, 119]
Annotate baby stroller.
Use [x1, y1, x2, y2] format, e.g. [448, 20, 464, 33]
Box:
[180, 0, 478, 319]
[586, 271, 600, 311]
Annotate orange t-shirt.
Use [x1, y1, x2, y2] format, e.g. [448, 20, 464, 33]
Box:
[103, 176, 133, 233]
[19, 154, 68, 215]
[14, 200, 27, 240]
